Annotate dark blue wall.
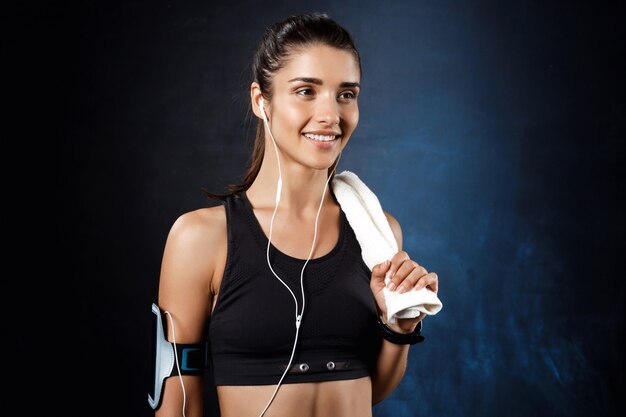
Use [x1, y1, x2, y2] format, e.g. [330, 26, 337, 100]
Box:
[31, 0, 624, 415]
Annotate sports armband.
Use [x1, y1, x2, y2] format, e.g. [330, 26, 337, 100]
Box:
[148, 303, 207, 410]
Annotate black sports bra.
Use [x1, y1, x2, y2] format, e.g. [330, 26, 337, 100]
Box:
[207, 191, 382, 385]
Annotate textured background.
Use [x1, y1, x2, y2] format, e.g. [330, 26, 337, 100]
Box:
[14, 0, 623, 415]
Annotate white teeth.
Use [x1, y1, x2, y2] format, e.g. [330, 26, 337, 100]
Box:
[304, 133, 338, 141]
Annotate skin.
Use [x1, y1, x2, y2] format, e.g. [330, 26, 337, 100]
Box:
[156, 44, 439, 417]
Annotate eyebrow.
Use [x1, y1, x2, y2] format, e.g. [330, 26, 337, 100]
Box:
[288, 77, 360, 89]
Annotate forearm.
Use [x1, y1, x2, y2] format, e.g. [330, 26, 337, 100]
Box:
[371, 338, 410, 404]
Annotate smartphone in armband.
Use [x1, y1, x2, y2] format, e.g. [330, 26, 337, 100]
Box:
[148, 303, 206, 410]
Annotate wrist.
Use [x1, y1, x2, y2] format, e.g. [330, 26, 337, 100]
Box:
[376, 316, 424, 345]
[383, 316, 418, 334]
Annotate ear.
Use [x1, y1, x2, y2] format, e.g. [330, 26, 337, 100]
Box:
[250, 82, 265, 120]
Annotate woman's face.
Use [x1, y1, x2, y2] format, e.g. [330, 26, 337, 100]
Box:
[264, 44, 360, 170]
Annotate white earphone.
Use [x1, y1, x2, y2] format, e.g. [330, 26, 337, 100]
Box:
[256, 94, 339, 417]
[260, 97, 282, 204]
[260, 97, 268, 121]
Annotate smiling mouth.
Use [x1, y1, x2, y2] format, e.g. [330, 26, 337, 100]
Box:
[303, 133, 341, 142]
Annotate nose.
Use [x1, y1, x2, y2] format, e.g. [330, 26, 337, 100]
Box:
[315, 96, 340, 126]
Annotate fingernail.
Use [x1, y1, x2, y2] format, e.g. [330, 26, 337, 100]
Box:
[387, 282, 396, 291]
[398, 285, 406, 294]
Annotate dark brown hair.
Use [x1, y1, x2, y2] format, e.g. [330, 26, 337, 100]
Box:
[203, 12, 361, 200]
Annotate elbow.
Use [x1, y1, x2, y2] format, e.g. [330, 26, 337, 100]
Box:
[372, 385, 394, 406]
[372, 393, 386, 406]
[371, 365, 407, 405]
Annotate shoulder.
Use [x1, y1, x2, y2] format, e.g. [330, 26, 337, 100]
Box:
[160, 205, 227, 290]
[383, 210, 403, 251]
[167, 205, 227, 248]
[158, 205, 227, 341]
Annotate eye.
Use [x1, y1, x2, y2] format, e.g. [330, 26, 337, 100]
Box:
[296, 88, 315, 97]
[338, 90, 358, 101]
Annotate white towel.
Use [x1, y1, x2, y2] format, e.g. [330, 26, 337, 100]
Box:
[332, 170, 443, 324]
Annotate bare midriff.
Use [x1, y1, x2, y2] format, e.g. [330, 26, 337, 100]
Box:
[216, 376, 372, 417]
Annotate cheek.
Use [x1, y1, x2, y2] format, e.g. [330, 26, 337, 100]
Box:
[344, 106, 359, 132]
[280, 102, 309, 130]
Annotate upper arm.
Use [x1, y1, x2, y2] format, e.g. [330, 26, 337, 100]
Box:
[384, 210, 403, 252]
[157, 206, 227, 343]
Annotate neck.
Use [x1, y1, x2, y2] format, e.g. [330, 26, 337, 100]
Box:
[247, 153, 336, 215]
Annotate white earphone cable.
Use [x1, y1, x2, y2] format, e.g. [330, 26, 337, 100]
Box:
[258, 99, 340, 416]
[164, 310, 187, 417]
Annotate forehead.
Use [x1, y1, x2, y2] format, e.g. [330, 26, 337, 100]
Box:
[274, 44, 361, 85]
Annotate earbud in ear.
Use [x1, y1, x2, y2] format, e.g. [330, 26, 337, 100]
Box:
[260, 97, 267, 122]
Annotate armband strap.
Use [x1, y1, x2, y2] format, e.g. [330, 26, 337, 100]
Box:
[148, 303, 207, 410]
[172, 342, 207, 374]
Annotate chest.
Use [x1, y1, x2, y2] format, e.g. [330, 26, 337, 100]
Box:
[209, 253, 376, 355]
[252, 208, 342, 261]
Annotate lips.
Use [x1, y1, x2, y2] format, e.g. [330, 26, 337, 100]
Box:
[302, 134, 340, 150]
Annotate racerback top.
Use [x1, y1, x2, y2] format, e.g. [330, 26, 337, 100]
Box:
[207, 190, 382, 385]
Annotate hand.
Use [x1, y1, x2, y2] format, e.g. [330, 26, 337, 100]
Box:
[370, 251, 439, 333]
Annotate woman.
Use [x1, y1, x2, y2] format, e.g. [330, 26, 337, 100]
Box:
[155, 12, 439, 417]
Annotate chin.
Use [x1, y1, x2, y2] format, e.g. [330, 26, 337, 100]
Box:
[307, 156, 341, 172]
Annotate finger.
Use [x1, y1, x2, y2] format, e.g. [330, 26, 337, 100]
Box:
[371, 260, 392, 286]
[394, 267, 427, 293]
[386, 251, 410, 281]
[388, 260, 427, 292]
[414, 272, 438, 293]
[396, 312, 426, 333]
